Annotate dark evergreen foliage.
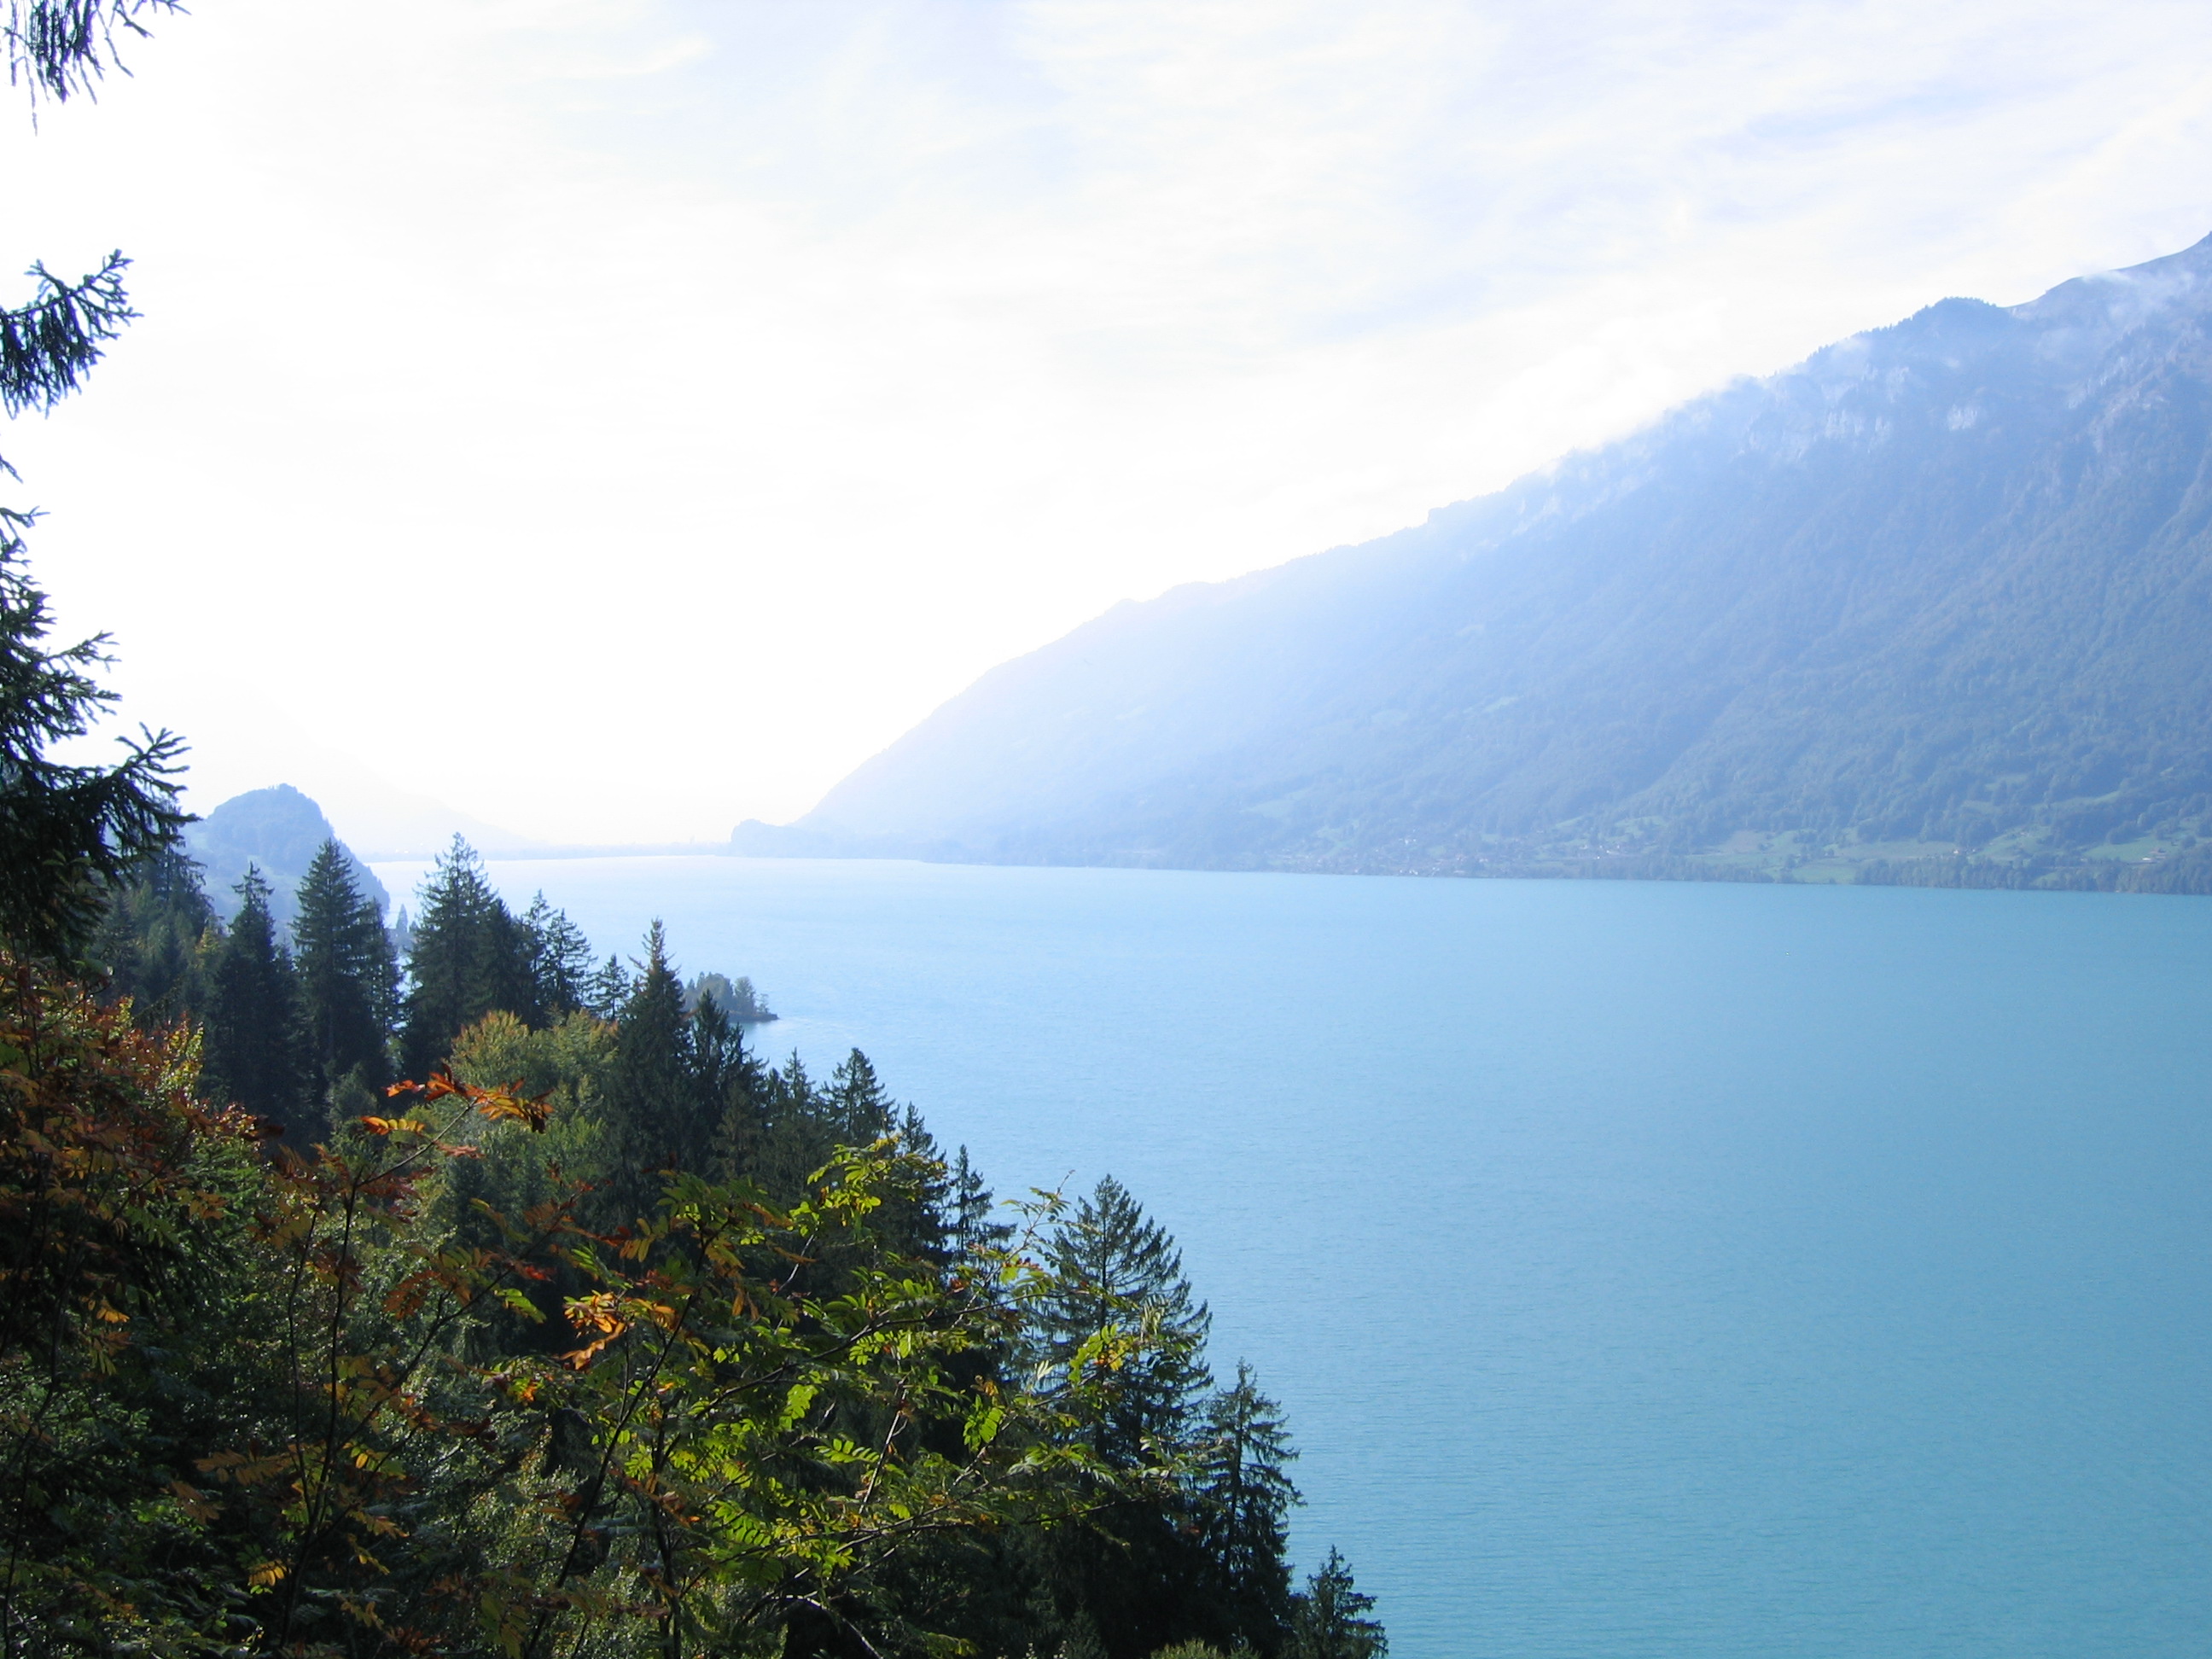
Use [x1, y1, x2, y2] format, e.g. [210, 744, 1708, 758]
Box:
[1854, 846, 2212, 894]
[1039, 1175, 1214, 1465]
[521, 890, 595, 1017]
[1286, 1550, 1388, 1659]
[292, 839, 397, 1094]
[199, 867, 310, 1133]
[399, 837, 537, 1078]
[1033, 1177, 1222, 1657]
[949, 1144, 1009, 1259]
[585, 948, 632, 1019]
[1201, 1361, 1302, 1644]
[689, 981, 763, 1130]
[594, 921, 707, 1224]
[7, 876, 1381, 1658]
[0, 253, 133, 438]
[386, 866, 733, 1098]
[88, 841, 211, 1022]
[0, 538, 185, 958]
[824, 1046, 896, 1144]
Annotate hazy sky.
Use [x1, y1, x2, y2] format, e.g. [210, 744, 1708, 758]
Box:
[7, 0, 2212, 845]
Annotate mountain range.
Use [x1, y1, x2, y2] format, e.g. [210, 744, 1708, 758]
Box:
[772, 235, 2212, 891]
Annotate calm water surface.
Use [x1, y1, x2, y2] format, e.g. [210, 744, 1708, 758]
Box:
[372, 856, 2212, 1658]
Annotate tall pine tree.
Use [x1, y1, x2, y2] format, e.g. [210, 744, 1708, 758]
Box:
[0, 536, 186, 958]
[1039, 1176, 1214, 1464]
[399, 836, 535, 1078]
[90, 842, 212, 1023]
[825, 1048, 897, 1145]
[199, 866, 309, 1134]
[584, 951, 631, 1019]
[292, 839, 396, 1095]
[608, 923, 689, 1126]
[595, 922, 729, 1225]
[521, 891, 595, 1019]
[1285, 1551, 1387, 1659]
[1036, 1178, 1220, 1658]
[690, 981, 765, 1170]
[949, 1145, 1009, 1259]
[1200, 1361, 1301, 1650]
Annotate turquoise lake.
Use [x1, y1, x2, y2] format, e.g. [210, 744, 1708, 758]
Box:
[370, 856, 2212, 1657]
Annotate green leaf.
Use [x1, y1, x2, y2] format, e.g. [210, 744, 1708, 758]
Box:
[495, 1287, 545, 1323]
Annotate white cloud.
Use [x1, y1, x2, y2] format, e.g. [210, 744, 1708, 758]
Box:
[5, 0, 2210, 840]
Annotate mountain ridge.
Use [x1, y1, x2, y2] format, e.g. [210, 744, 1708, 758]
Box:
[788, 234, 2212, 889]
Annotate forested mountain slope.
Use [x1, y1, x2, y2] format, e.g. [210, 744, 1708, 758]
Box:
[800, 235, 2212, 886]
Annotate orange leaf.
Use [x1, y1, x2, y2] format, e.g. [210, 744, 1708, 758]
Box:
[168, 1480, 220, 1523]
[474, 1083, 554, 1132]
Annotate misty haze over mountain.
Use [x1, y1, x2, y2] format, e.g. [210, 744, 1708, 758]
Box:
[771, 235, 2212, 889]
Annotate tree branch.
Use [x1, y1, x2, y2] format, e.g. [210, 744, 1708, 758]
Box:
[5, 0, 182, 109]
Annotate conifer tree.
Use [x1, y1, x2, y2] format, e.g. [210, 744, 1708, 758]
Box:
[611, 923, 690, 1117]
[585, 950, 631, 1019]
[690, 981, 766, 1162]
[1285, 1551, 1387, 1659]
[90, 841, 212, 1022]
[593, 922, 716, 1224]
[200, 866, 309, 1132]
[1200, 1361, 1301, 1648]
[399, 836, 534, 1077]
[292, 839, 396, 1094]
[707, 1008, 776, 1189]
[1039, 1176, 1214, 1465]
[741, 1051, 851, 1206]
[826, 1047, 897, 1144]
[0, 538, 185, 958]
[893, 1102, 957, 1255]
[950, 1145, 1009, 1259]
[480, 889, 537, 1021]
[521, 891, 595, 1018]
[1035, 1178, 1220, 1657]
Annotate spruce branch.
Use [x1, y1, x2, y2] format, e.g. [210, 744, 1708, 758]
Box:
[5, 0, 183, 108]
[0, 253, 136, 426]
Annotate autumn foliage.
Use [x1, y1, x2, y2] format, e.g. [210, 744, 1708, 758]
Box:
[0, 948, 1167, 1659]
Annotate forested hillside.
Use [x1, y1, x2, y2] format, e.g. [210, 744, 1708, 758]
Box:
[40, 836, 1386, 1658]
[800, 235, 2212, 889]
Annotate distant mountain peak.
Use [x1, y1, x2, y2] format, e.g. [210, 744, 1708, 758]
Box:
[184, 785, 387, 923]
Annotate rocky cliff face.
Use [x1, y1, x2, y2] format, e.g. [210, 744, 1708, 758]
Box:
[800, 236, 2212, 879]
